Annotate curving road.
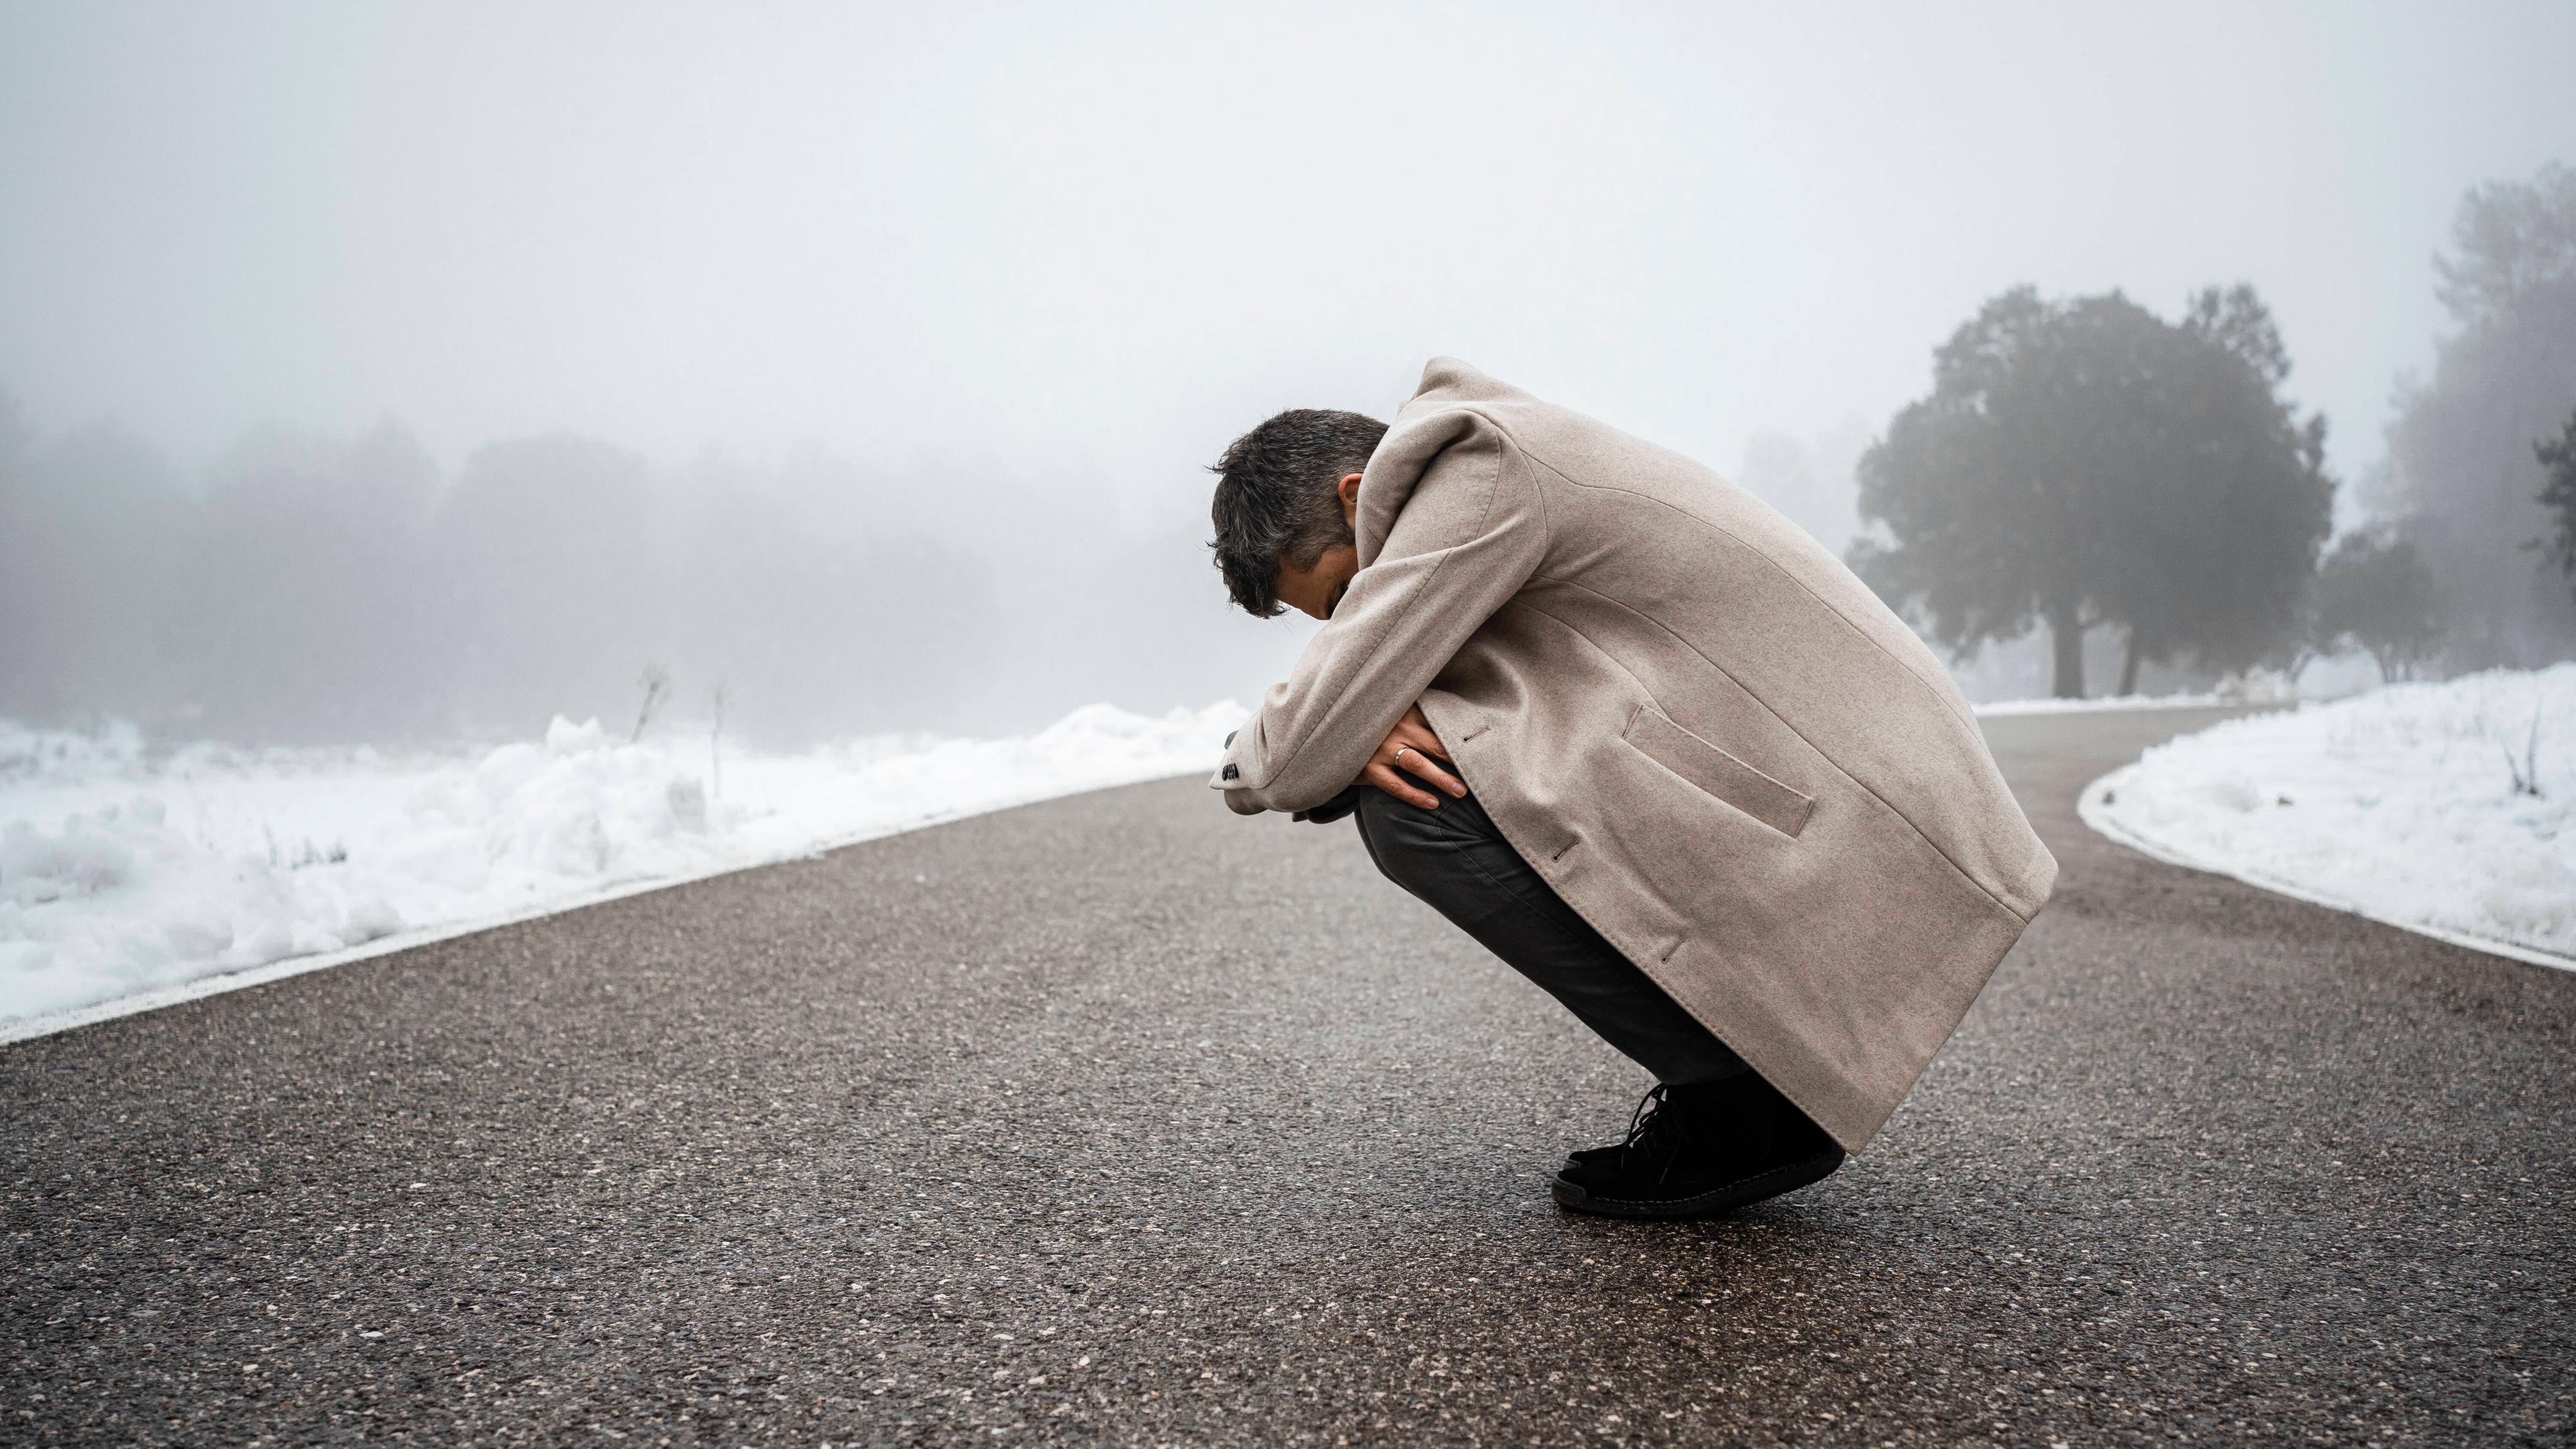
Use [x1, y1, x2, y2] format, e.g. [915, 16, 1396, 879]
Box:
[5, 708, 2570, 1446]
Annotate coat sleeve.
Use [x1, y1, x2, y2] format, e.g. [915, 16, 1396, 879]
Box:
[1211, 411, 1547, 816]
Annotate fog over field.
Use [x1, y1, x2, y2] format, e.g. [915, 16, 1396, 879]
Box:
[3, 2, 2571, 745]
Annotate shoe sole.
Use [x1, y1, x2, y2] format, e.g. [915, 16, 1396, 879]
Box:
[1550, 1148, 1846, 1221]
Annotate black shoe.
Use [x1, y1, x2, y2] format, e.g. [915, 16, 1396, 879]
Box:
[1552, 1075, 1845, 1220]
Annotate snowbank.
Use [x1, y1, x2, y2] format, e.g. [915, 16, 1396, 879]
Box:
[0, 700, 1246, 1028]
[2082, 665, 2576, 969]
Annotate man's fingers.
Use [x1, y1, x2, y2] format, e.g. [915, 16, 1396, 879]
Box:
[1364, 704, 1460, 808]
[1392, 713, 1451, 760]
[1375, 767, 1440, 809]
[1364, 761, 1442, 810]
[1394, 743, 1466, 797]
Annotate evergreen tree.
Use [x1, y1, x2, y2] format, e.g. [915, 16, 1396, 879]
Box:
[2378, 163, 2576, 665]
[2313, 526, 2447, 682]
[2539, 407, 2576, 604]
[1851, 285, 2332, 698]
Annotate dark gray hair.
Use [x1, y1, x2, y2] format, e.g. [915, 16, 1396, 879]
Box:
[1206, 408, 1387, 616]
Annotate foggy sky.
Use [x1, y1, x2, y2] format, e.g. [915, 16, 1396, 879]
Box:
[6, 3, 2569, 488]
[3, 2, 2572, 739]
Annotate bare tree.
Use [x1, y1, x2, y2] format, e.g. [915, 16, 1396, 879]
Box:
[708, 681, 729, 799]
[631, 663, 671, 743]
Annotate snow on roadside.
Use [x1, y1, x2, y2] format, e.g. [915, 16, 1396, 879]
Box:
[0, 700, 1247, 1025]
[2082, 665, 2576, 968]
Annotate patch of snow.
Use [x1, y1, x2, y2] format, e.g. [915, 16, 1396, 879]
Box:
[2081, 665, 2576, 970]
[0, 700, 1248, 1030]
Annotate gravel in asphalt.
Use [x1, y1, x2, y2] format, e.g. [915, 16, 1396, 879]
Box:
[4, 707, 2570, 1446]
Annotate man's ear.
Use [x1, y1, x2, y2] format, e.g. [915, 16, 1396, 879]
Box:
[1338, 472, 1364, 528]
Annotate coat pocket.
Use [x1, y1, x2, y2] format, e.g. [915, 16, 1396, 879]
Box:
[1621, 708, 1815, 839]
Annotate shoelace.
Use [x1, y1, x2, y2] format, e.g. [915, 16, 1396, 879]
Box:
[1618, 1083, 1690, 1187]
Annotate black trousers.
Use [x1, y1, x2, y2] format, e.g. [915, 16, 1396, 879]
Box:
[1351, 784, 1748, 1085]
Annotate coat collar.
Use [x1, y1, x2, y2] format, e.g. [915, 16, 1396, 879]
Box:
[1354, 356, 1527, 568]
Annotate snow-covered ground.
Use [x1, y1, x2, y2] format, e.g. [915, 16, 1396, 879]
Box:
[2083, 665, 2576, 969]
[0, 701, 1245, 1030]
[15, 663, 2557, 1038]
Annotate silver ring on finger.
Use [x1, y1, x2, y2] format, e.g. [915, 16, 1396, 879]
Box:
[1393, 745, 1415, 769]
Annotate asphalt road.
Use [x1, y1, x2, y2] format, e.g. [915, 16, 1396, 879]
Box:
[5, 707, 2571, 1446]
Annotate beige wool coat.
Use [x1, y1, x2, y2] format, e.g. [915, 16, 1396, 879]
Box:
[1211, 358, 2056, 1151]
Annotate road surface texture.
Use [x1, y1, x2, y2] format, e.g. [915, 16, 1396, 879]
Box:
[5, 707, 2570, 1446]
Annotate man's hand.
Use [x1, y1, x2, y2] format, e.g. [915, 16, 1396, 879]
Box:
[1364, 704, 1467, 809]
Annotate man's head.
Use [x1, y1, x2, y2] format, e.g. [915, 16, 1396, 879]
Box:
[1208, 408, 1388, 619]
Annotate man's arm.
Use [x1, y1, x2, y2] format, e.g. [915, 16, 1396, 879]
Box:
[1213, 411, 1546, 816]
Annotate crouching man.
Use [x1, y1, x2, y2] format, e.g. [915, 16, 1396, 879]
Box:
[1205, 358, 2057, 1220]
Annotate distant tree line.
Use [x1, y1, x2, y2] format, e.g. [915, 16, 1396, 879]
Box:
[0, 402, 1313, 749]
[2381, 163, 2576, 665]
[1851, 162, 2576, 696]
[0, 416, 1006, 745]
